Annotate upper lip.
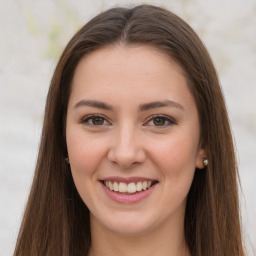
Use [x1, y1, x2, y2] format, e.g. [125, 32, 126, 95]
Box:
[100, 176, 158, 184]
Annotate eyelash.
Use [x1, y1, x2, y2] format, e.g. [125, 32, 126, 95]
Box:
[81, 114, 176, 128]
[81, 114, 110, 126]
[145, 114, 176, 127]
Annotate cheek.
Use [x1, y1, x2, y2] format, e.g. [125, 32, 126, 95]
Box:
[148, 132, 199, 179]
[66, 130, 106, 178]
[66, 132, 107, 206]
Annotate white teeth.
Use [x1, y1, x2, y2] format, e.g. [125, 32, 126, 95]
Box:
[142, 181, 148, 190]
[109, 181, 114, 191]
[136, 182, 143, 191]
[127, 183, 136, 193]
[119, 182, 127, 192]
[113, 181, 119, 191]
[104, 180, 154, 193]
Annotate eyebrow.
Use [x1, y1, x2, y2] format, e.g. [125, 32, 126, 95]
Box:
[74, 99, 113, 110]
[74, 99, 184, 111]
[139, 100, 184, 111]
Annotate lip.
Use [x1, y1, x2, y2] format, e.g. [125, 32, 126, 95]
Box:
[100, 177, 158, 204]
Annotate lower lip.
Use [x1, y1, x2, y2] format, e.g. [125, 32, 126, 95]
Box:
[101, 182, 157, 204]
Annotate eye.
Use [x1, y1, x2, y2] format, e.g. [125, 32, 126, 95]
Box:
[82, 115, 110, 126]
[145, 115, 176, 127]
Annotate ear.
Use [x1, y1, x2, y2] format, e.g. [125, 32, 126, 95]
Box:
[196, 144, 207, 169]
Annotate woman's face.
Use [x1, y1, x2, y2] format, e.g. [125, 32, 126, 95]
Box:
[66, 45, 206, 235]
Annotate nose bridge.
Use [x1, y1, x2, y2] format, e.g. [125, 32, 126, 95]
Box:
[108, 122, 145, 168]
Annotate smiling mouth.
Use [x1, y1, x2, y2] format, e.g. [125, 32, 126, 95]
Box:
[101, 180, 158, 194]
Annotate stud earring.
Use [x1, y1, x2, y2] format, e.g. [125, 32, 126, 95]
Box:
[65, 156, 70, 164]
[203, 158, 208, 167]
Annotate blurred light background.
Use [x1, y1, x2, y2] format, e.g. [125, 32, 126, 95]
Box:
[0, 0, 255, 255]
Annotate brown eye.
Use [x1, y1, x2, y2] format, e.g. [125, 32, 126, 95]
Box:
[153, 117, 166, 126]
[145, 115, 176, 127]
[82, 115, 109, 126]
[91, 116, 104, 125]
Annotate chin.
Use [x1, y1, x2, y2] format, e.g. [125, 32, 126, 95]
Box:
[92, 211, 154, 236]
[108, 222, 151, 236]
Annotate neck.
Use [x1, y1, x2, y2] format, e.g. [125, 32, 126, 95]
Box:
[88, 214, 190, 256]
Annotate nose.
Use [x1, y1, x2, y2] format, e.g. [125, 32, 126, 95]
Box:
[107, 125, 146, 169]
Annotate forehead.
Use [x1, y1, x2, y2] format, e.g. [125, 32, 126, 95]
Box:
[69, 45, 195, 111]
[73, 44, 185, 82]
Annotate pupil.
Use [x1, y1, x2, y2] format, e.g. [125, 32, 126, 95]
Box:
[154, 117, 165, 126]
[93, 117, 104, 125]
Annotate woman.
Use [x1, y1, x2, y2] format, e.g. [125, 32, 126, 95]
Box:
[14, 4, 245, 256]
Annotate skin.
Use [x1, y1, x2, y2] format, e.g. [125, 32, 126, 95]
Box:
[66, 45, 206, 256]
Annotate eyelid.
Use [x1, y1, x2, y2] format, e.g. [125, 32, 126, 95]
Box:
[144, 114, 176, 127]
[80, 114, 176, 127]
[81, 114, 111, 126]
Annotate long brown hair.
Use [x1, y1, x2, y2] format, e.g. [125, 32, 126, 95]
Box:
[14, 5, 245, 256]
